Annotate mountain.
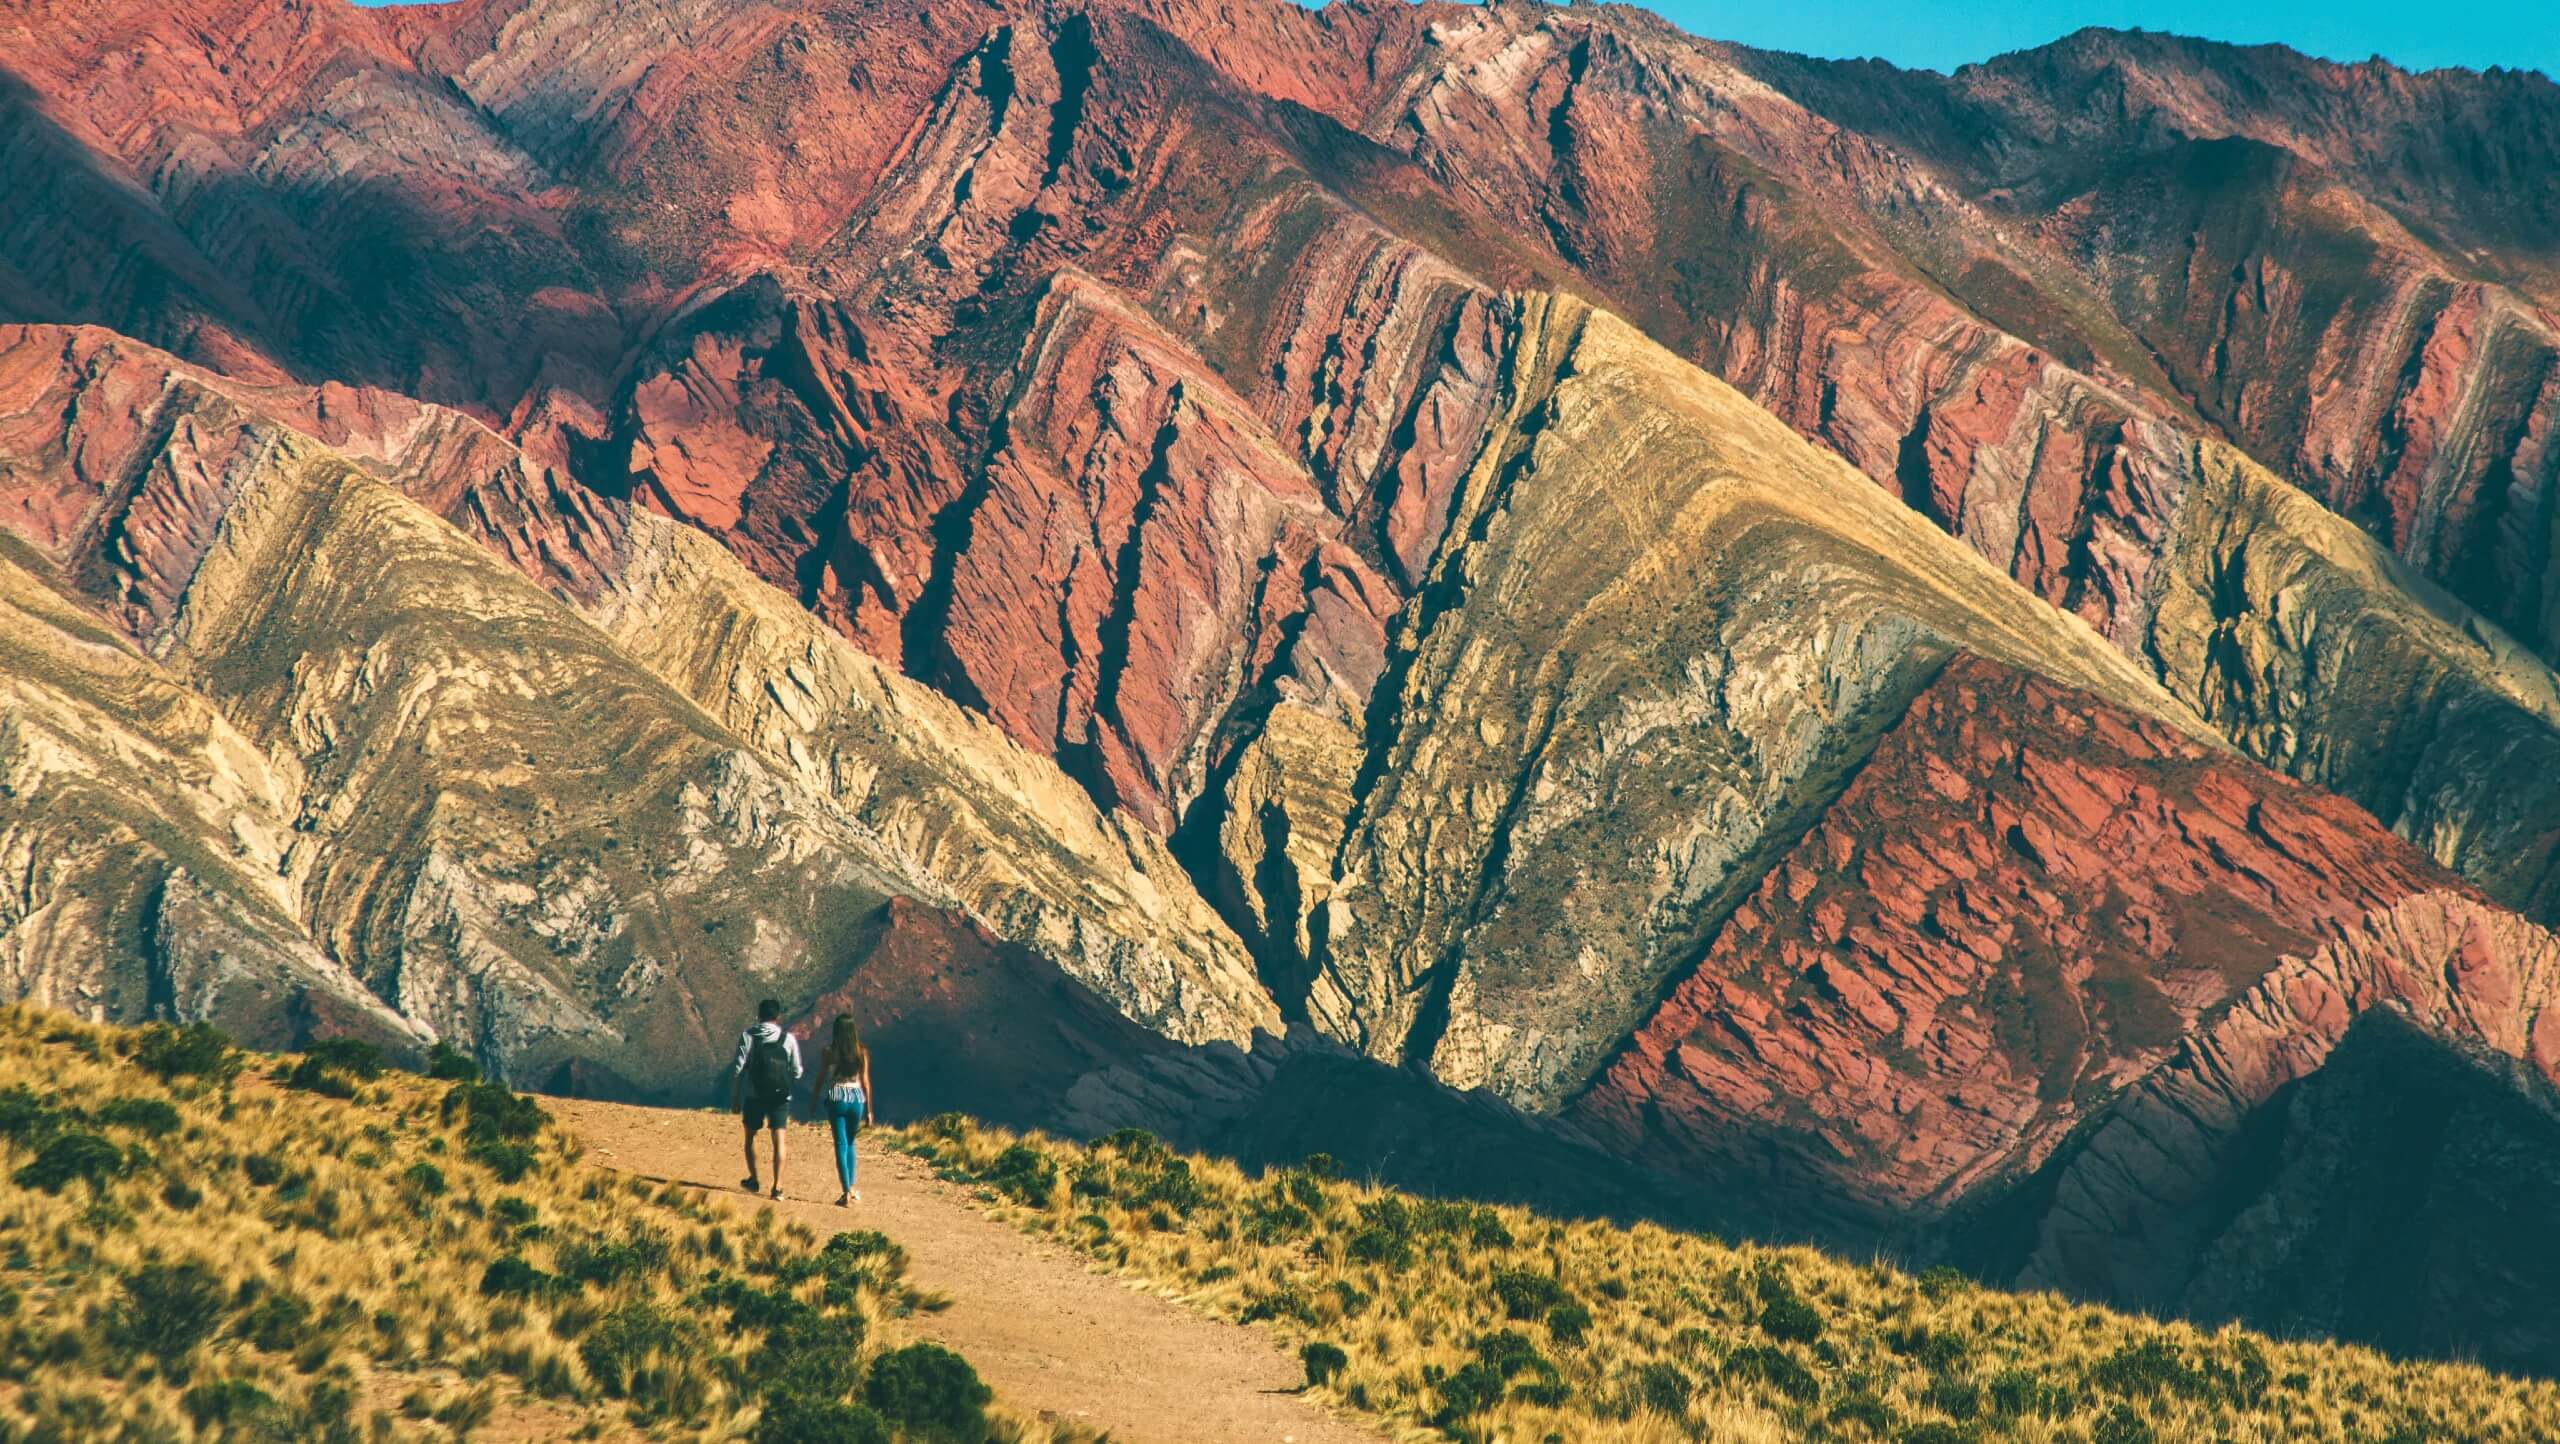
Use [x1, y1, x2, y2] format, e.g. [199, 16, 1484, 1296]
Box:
[6, 0, 2560, 1372]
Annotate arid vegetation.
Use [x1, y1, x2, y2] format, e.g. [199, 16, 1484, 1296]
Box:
[0, 1009, 1070, 1443]
[897, 1116, 2560, 1443]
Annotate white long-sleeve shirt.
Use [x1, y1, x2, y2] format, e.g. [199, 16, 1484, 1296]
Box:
[731, 1022, 804, 1083]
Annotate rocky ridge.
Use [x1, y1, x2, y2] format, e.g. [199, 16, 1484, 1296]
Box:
[0, 321, 1275, 1085]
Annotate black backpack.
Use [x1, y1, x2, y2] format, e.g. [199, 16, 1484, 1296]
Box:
[746, 1032, 794, 1101]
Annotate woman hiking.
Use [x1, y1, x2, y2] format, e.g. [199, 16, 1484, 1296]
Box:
[809, 1013, 875, 1206]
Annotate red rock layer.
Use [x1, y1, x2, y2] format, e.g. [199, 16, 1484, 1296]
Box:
[0, 323, 626, 637]
[2016, 890, 2560, 1308]
[1567, 655, 2465, 1218]
[9, 0, 2556, 795]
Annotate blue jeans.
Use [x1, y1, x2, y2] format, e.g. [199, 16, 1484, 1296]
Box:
[825, 1089, 867, 1191]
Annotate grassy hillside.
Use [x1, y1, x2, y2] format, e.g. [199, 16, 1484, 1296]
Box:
[0, 1009, 1073, 1443]
[897, 1117, 2560, 1444]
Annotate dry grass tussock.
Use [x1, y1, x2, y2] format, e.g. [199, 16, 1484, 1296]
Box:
[0, 1007, 1089, 1444]
[893, 1116, 2560, 1444]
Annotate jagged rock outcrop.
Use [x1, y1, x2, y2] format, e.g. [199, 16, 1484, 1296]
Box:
[587, 504, 1274, 1042]
[1300, 295, 2205, 1106]
[0, 323, 1272, 1045]
[2142, 1011, 2560, 1379]
[0, 322, 1278, 1082]
[0, 542, 415, 1050]
[2142, 443, 2560, 917]
[1987, 901, 2560, 1376]
[1567, 657, 2464, 1224]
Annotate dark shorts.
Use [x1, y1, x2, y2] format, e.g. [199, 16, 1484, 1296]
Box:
[739, 1094, 792, 1131]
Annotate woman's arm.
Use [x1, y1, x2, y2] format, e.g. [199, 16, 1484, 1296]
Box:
[806, 1050, 832, 1120]
[860, 1056, 874, 1126]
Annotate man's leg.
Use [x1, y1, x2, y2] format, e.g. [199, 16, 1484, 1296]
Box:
[741, 1114, 760, 1190]
[767, 1123, 786, 1195]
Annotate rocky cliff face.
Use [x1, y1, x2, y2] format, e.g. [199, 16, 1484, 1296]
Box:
[8, 0, 2560, 1370]
[1566, 659, 2523, 1219]
[2120, 1010, 2560, 1380]
[0, 322, 1275, 1088]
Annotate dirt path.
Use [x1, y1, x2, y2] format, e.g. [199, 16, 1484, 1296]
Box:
[550, 1099, 1384, 1444]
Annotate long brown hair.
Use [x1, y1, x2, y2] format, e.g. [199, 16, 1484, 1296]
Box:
[827, 1014, 866, 1073]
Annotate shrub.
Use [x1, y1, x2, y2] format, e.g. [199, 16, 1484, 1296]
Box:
[1903, 1424, 1977, 1444]
[1241, 1288, 1317, 1324]
[1546, 1301, 1593, 1346]
[1490, 1268, 1569, 1321]
[114, 1260, 227, 1367]
[814, 1229, 902, 1287]
[490, 1195, 538, 1228]
[236, 1289, 314, 1352]
[985, 1144, 1058, 1206]
[863, 1342, 992, 1441]
[1434, 1361, 1507, 1423]
[284, 1056, 357, 1099]
[1282, 1168, 1327, 1211]
[1893, 1328, 1968, 1372]
[1830, 1393, 1892, 1431]
[1754, 1267, 1824, 1345]
[1925, 1378, 1982, 1420]
[557, 1228, 671, 1287]
[1136, 1157, 1203, 1214]
[1301, 1342, 1347, 1388]
[135, 1022, 239, 1083]
[2091, 1403, 2156, 1444]
[578, 1303, 700, 1398]
[1348, 1197, 1415, 1268]
[468, 1138, 538, 1182]
[1512, 1378, 1571, 1406]
[181, 1378, 280, 1429]
[443, 1080, 547, 1143]
[1723, 1343, 1820, 1404]
[697, 1277, 819, 1333]
[2091, 1338, 2203, 1401]
[753, 1394, 891, 1444]
[1917, 1265, 1969, 1301]
[479, 1256, 559, 1299]
[1473, 1329, 1550, 1381]
[756, 1312, 866, 1401]
[94, 1096, 181, 1137]
[401, 1161, 447, 1197]
[0, 1085, 61, 1142]
[1985, 1368, 2063, 1418]
[1097, 1127, 1168, 1165]
[1244, 1198, 1313, 1243]
[1634, 1360, 1693, 1415]
[425, 1042, 481, 1082]
[303, 1038, 388, 1080]
[12, 1130, 124, 1193]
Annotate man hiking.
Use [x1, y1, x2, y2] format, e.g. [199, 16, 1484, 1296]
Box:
[731, 998, 803, 1199]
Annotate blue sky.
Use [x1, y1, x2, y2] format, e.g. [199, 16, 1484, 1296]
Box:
[347, 1, 2559, 79]
[1644, 0, 2557, 77]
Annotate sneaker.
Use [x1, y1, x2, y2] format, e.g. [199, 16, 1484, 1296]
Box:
[850, 1190, 862, 1203]
[770, 1186, 784, 1201]
[740, 1176, 759, 1193]
[834, 1192, 849, 1207]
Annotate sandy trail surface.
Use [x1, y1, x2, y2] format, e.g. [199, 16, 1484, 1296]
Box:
[550, 1098, 1385, 1444]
